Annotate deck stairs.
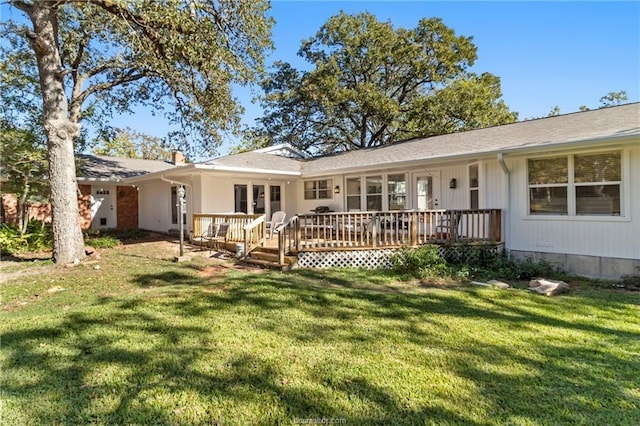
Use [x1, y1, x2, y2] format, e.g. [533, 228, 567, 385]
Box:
[240, 246, 298, 271]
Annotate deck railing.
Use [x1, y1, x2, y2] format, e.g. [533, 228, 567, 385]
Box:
[192, 213, 264, 249]
[294, 209, 502, 250]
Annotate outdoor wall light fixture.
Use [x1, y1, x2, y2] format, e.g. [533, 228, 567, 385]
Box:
[334, 185, 341, 194]
[449, 178, 457, 189]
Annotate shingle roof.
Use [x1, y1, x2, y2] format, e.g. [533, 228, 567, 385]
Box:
[77, 154, 178, 180]
[200, 151, 303, 173]
[302, 103, 640, 175]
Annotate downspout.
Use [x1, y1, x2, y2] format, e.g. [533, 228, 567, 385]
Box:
[160, 174, 193, 235]
[497, 153, 511, 256]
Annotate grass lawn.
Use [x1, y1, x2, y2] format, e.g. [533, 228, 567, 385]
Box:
[1, 238, 639, 425]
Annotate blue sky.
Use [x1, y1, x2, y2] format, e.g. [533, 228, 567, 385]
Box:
[3, 1, 639, 157]
[224, 1, 639, 155]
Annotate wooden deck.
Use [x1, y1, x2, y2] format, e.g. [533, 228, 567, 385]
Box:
[193, 209, 503, 265]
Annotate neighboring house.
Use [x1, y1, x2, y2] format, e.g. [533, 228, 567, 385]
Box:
[121, 103, 639, 279]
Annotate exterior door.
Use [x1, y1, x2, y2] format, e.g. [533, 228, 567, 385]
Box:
[269, 185, 282, 214]
[253, 184, 266, 214]
[91, 186, 116, 229]
[414, 172, 441, 210]
[234, 184, 248, 213]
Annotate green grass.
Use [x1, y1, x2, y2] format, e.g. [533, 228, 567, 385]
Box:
[1, 242, 639, 425]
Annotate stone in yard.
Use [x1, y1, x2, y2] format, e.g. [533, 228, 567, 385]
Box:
[488, 280, 511, 289]
[528, 278, 570, 296]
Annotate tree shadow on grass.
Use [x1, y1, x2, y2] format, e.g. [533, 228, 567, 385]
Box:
[2, 264, 639, 424]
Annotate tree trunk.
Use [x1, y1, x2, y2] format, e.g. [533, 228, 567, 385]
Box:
[18, 187, 28, 234]
[27, 3, 85, 264]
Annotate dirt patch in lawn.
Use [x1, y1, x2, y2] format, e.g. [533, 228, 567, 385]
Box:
[197, 262, 268, 278]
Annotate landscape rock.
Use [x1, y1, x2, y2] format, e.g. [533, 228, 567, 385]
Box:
[47, 286, 65, 293]
[471, 280, 510, 289]
[488, 280, 511, 289]
[528, 278, 570, 296]
[85, 246, 100, 257]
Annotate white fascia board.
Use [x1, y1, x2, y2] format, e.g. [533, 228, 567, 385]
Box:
[194, 163, 301, 176]
[77, 177, 120, 183]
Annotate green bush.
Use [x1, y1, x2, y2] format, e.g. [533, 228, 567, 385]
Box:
[0, 220, 53, 255]
[391, 245, 450, 278]
[84, 235, 122, 249]
[466, 254, 560, 281]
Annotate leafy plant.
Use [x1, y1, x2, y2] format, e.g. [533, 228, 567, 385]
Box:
[391, 245, 450, 278]
[0, 220, 52, 255]
[84, 235, 121, 249]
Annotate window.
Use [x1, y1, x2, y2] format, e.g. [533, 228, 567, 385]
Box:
[574, 152, 621, 215]
[346, 177, 361, 210]
[528, 151, 621, 216]
[304, 179, 332, 200]
[469, 164, 479, 209]
[366, 176, 383, 211]
[387, 174, 407, 210]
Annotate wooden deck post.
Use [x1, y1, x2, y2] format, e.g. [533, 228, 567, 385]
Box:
[411, 211, 418, 246]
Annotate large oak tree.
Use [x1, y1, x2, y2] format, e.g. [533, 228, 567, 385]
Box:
[248, 12, 517, 155]
[3, 0, 272, 264]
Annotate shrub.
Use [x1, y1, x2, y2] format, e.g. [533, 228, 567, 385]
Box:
[391, 245, 450, 278]
[0, 220, 53, 255]
[84, 235, 122, 249]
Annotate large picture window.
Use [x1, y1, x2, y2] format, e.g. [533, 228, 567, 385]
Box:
[528, 151, 621, 216]
[304, 179, 332, 200]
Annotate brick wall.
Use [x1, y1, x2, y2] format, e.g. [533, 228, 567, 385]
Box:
[3, 185, 95, 230]
[1, 193, 52, 225]
[116, 186, 138, 229]
[78, 184, 92, 230]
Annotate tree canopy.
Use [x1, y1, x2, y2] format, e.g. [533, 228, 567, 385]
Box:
[92, 127, 181, 161]
[246, 12, 517, 155]
[3, 0, 273, 263]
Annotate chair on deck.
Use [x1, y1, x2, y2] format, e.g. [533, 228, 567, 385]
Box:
[208, 222, 230, 252]
[191, 222, 217, 251]
[265, 211, 286, 239]
[434, 212, 462, 241]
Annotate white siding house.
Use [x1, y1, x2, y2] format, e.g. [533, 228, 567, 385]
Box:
[122, 103, 640, 279]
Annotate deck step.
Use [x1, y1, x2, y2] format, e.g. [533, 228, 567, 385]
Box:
[248, 249, 296, 264]
[241, 256, 297, 271]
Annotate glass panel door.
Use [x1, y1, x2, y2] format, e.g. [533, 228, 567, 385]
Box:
[270, 185, 282, 213]
[253, 184, 265, 214]
[416, 176, 434, 210]
[234, 184, 248, 213]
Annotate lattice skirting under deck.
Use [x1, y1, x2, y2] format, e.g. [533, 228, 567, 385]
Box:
[296, 243, 505, 270]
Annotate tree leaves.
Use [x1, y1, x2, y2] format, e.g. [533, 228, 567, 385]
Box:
[247, 12, 517, 155]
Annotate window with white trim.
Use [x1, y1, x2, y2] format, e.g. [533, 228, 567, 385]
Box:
[346, 177, 361, 210]
[366, 176, 383, 211]
[528, 151, 621, 216]
[469, 164, 479, 209]
[304, 179, 332, 200]
[387, 174, 407, 210]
